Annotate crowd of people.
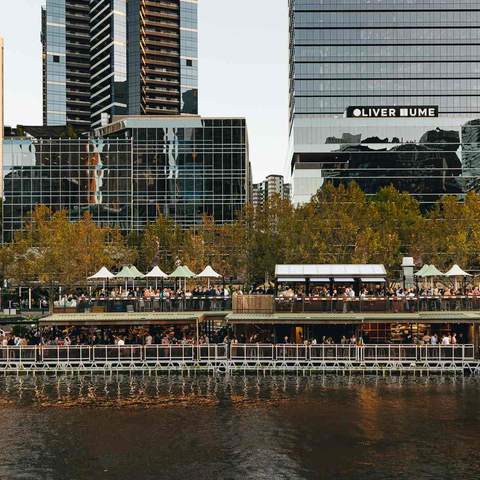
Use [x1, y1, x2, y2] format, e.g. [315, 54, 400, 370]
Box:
[0, 325, 468, 349]
[10, 283, 480, 316]
[277, 284, 480, 299]
[49, 286, 234, 313]
[0, 325, 218, 347]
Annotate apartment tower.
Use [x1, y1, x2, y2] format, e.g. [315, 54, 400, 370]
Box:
[41, 0, 91, 129]
[42, 0, 198, 129]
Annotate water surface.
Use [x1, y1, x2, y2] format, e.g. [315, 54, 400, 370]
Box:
[0, 374, 479, 480]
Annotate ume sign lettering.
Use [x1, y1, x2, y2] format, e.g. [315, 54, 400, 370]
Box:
[346, 106, 438, 118]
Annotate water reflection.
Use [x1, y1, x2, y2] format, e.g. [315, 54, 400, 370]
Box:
[0, 375, 480, 479]
[0, 374, 477, 409]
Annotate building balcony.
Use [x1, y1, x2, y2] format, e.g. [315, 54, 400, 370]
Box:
[142, 66, 179, 77]
[143, 86, 178, 96]
[142, 57, 179, 68]
[143, 105, 179, 115]
[232, 295, 480, 316]
[143, 77, 179, 86]
[141, 26, 179, 39]
[141, 0, 179, 12]
[143, 47, 178, 58]
[145, 96, 179, 105]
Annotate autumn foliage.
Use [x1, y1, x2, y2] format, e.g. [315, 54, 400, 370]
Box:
[1, 183, 480, 285]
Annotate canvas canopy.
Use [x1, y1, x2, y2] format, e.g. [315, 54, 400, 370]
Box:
[88, 267, 115, 280]
[414, 265, 430, 277]
[183, 266, 197, 277]
[197, 266, 222, 278]
[116, 266, 136, 279]
[145, 266, 169, 278]
[417, 265, 444, 277]
[445, 265, 472, 277]
[169, 266, 196, 278]
[275, 264, 386, 281]
[129, 265, 145, 278]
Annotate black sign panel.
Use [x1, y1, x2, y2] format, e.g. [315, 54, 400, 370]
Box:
[346, 106, 439, 118]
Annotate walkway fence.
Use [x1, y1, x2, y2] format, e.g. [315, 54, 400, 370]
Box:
[11, 295, 480, 315]
[52, 297, 232, 314]
[0, 344, 475, 370]
[274, 296, 480, 314]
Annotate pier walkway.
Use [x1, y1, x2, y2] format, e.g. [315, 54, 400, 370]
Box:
[0, 344, 478, 375]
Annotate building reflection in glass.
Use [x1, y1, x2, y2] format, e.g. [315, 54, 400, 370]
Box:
[2, 118, 250, 241]
[292, 118, 480, 207]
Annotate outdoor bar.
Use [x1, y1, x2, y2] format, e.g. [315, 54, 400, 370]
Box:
[1, 260, 480, 373]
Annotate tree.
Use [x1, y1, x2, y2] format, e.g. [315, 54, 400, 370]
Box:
[6, 206, 135, 287]
[139, 214, 186, 272]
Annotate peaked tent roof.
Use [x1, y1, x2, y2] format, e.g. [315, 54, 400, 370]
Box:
[129, 265, 145, 278]
[116, 266, 135, 279]
[145, 266, 169, 278]
[414, 264, 430, 277]
[422, 265, 445, 277]
[169, 266, 196, 278]
[88, 266, 115, 280]
[445, 264, 472, 277]
[183, 266, 197, 277]
[197, 266, 222, 278]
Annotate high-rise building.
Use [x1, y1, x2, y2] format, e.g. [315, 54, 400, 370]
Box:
[127, 0, 198, 118]
[42, 0, 198, 129]
[2, 116, 250, 239]
[41, 0, 91, 129]
[289, 0, 480, 206]
[90, 0, 128, 127]
[252, 174, 291, 207]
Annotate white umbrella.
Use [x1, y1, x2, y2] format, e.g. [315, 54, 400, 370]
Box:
[169, 266, 195, 291]
[116, 266, 135, 290]
[445, 264, 472, 291]
[445, 265, 472, 277]
[197, 265, 222, 288]
[421, 264, 444, 290]
[145, 266, 169, 289]
[88, 266, 115, 291]
[88, 266, 115, 280]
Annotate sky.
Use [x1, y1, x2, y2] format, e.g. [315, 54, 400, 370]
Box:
[0, 0, 290, 182]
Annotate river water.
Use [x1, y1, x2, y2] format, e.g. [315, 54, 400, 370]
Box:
[0, 374, 479, 479]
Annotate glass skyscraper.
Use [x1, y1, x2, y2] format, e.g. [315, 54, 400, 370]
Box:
[42, 0, 198, 130]
[41, 0, 91, 129]
[90, 0, 128, 127]
[2, 117, 250, 240]
[289, 0, 480, 206]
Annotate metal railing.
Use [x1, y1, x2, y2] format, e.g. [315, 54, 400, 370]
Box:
[274, 296, 480, 314]
[51, 297, 232, 314]
[227, 344, 475, 363]
[0, 344, 475, 367]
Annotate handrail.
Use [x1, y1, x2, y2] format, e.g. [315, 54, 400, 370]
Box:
[0, 344, 475, 365]
[273, 295, 480, 314]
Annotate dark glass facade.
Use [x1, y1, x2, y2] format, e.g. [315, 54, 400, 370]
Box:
[2, 117, 250, 240]
[90, 0, 128, 127]
[289, 0, 480, 205]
